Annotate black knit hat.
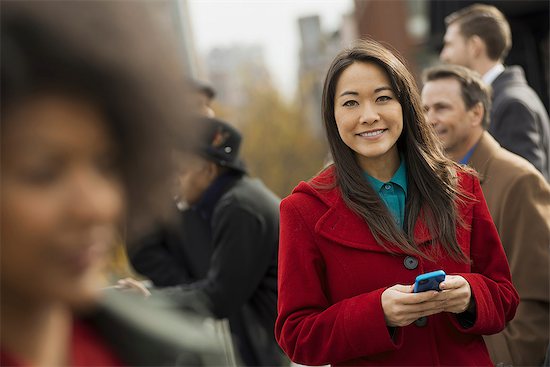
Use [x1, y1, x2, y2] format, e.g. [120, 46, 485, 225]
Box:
[196, 117, 246, 173]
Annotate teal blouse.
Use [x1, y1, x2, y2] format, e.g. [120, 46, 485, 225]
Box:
[364, 158, 408, 229]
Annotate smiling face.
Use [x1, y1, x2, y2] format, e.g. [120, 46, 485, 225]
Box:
[421, 77, 481, 160]
[333, 61, 403, 174]
[1, 95, 124, 307]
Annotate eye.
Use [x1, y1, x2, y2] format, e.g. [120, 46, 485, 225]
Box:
[18, 164, 63, 186]
[342, 100, 358, 107]
[376, 95, 392, 102]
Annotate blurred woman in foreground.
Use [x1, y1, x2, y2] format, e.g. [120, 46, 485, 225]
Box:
[1, 2, 226, 365]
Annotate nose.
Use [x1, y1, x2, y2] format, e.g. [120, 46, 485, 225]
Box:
[440, 47, 449, 62]
[359, 102, 380, 125]
[67, 169, 124, 227]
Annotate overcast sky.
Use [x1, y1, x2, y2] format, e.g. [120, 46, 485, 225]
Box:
[188, 0, 354, 96]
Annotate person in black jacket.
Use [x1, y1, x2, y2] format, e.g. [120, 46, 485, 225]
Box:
[129, 117, 286, 366]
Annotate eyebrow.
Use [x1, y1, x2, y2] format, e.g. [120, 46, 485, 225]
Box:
[338, 86, 393, 98]
[425, 101, 451, 109]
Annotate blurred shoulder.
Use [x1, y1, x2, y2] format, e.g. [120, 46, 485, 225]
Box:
[87, 291, 229, 366]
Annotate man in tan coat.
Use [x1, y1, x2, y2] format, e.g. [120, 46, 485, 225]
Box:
[422, 64, 550, 367]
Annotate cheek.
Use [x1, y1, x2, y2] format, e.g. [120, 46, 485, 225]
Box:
[442, 112, 459, 127]
[0, 179, 118, 304]
[1, 183, 62, 257]
[334, 109, 353, 139]
[389, 106, 404, 135]
[1, 188, 64, 299]
[334, 107, 352, 127]
[181, 173, 201, 202]
[180, 175, 193, 197]
[335, 123, 351, 147]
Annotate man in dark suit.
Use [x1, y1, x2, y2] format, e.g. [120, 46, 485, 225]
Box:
[440, 3, 550, 181]
[422, 64, 550, 367]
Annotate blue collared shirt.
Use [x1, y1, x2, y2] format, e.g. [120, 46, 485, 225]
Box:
[364, 158, 408, 229]
[459, 144, 478, 165]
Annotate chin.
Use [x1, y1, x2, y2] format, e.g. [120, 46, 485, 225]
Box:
[57, 270, 105, 310]
[357, 146, 394, 160]
[65, 284, 103, 312]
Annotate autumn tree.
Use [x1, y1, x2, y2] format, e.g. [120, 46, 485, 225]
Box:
[219, 77, 327, 198]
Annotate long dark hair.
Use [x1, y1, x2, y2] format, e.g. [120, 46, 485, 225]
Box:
[1, 1, 192, 241]
[321, 39, 468, 262]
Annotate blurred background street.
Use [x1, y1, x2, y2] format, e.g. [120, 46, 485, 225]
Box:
[173, 0, 549, 198]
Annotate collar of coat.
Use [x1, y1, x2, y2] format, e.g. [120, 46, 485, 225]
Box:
[290, 166, 474, 255]
[467, 131, 500, 185]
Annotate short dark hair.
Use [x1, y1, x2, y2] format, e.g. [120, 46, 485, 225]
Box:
[1, 1, 192, 240]
[445, 4, 511, 61]
[422, 64, 492, 129]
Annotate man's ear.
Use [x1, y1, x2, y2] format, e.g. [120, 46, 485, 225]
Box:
[468, 35, 486, 59]
[469, 102, 484, 127]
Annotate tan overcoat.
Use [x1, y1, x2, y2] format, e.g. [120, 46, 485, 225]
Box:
[470, 132, 550, 366]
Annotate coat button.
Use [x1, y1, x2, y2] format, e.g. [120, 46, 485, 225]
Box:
[403, 256, 418, 270]
[415, 316, 428, 327]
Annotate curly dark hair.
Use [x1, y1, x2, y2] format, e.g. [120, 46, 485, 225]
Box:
[1, 1, 193, 240]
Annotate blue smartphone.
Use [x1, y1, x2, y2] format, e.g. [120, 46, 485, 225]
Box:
[413, 270, 446, 293]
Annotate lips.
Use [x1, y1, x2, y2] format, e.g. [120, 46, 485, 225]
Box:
[356, 129, 387, 137]
[56, 228, 114, 274]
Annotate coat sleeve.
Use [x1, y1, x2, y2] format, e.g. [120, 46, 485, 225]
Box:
[483, 171, 550, 366]
[450, 175, 519, 335]
[159, 203, 278, 319]
[128, 227, 194, 287]
[275, 197, 403, 365]
[490, 99, 547, 177]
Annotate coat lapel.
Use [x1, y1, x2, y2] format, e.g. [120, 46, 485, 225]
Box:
[305, 166, 473, 254]
[468, 132, 499, 184]
[315, 194, 436, 254]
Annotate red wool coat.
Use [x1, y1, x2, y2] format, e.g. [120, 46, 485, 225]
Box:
[275, 167, 518, 366]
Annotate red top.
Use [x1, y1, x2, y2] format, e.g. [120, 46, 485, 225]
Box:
[1, 318, 124, 366]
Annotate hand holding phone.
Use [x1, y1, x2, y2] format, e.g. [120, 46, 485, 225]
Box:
[413, 270, 446, 293]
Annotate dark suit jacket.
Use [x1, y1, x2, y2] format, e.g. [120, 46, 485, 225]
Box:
[469, 132, 550, 367]
[490, 66, 550, 181]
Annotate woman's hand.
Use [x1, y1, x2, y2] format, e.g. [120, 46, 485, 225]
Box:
[381, 284, 445, 327]
[436, 275, 473, 314]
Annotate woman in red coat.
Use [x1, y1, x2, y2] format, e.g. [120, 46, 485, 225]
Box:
[275, 39, 518, 366]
